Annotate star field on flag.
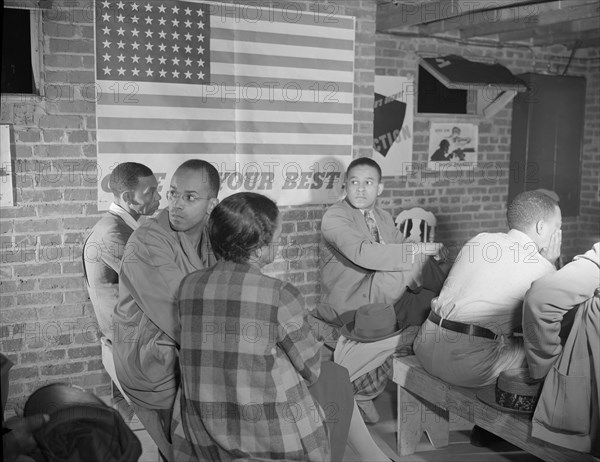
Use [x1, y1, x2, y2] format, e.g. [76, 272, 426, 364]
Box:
[95, 1, 210, 84]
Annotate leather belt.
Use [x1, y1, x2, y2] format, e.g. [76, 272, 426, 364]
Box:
[428, 311, 498, 341]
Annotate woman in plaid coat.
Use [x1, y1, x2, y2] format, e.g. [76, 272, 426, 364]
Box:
[172, 193, 330, 461]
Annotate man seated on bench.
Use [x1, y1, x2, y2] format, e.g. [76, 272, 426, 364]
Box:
[413, 190, 562, 443]
[523, 242, 599, 456]
[316, 157, 444, 422]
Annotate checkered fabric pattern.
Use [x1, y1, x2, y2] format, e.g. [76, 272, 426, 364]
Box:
[172, 261, 329, 461]
[352, 356, 393, 398]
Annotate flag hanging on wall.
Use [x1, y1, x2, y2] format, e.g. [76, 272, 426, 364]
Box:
[94, 0, 355, 208]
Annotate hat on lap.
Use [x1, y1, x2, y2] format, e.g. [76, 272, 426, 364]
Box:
[340, 303, 402, 343]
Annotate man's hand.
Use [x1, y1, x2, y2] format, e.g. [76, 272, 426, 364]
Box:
[541, 229, 562, 265]
[3, 414, 49, 462]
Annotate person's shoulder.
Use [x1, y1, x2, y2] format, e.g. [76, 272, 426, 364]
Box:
[323, 199, 353, 221]
[87, 212, 130, 242]
[374, 205, 393, 221]
[130, 209, 172, 244]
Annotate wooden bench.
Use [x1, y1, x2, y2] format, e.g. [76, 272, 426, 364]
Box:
[392, 355, 598, 462]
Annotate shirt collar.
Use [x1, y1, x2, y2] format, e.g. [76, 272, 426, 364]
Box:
[507, 228, 538, 250]
[108, 202, 139, 231]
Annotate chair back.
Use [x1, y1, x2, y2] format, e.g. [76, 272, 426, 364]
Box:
[395, 207, 437, 243]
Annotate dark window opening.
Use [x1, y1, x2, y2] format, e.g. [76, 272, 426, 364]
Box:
[2, 8, 35, 94]
[417, 65, 467, 114]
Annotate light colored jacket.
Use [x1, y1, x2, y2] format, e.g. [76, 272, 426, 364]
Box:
[524, 243, 600, 455]
[318, 199, 424, 324]
[83, 210, 134, 342]
[112, 209, 214, 410]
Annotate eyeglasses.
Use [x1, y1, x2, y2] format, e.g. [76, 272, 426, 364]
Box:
[166, 190, 211, 204]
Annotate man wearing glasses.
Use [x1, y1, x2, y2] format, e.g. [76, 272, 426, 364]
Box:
[113, 159, 220, 461]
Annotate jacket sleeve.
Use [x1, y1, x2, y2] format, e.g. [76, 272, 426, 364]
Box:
[120, 226, 187, 343]
[523, 256, 600, 379]
[321, 205, 418, 272]
[276, 283, 322, 386]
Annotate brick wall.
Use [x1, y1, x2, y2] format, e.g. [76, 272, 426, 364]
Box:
[1, 0, 598, 412]
[0, 0, 377, 411]
[374, 33, 600, 259]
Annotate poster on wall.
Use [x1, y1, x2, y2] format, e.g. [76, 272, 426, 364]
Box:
[372, 75, 414, 176]
[427, 123, 479, 168]
[93, 1, 355, 210]
[0, 124, 15, 207]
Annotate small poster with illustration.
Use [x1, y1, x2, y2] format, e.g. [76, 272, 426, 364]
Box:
[428, 123, 478, 168]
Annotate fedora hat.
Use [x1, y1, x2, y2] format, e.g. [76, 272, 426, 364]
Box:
[340, 303, 402, 343]
[477, 368, 542, 415]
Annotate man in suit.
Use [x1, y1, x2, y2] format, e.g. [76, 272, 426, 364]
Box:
[112, 159, 220, 461]
[318, 157, 440, 325]
[83, 162, 160, 401]
[317, 157, 442, 422]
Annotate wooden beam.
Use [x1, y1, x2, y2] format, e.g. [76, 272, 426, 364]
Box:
[376, 0, 548, 31]
[499, 16, 600, 42]
[531, 27, 600, 47]
[479, 90, 518, 119]
[423, 1, 560, 34]
[460, 2, 600, 38]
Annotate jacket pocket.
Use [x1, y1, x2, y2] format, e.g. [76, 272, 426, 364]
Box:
[536, 367, 590, 435]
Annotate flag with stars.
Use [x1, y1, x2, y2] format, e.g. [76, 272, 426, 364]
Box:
[94, 1, 355, 207]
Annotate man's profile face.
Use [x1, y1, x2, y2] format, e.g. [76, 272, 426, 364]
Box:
[345, 165, 383, 211]
[130, 175, 160, 216]
[168, 168, 216, 233]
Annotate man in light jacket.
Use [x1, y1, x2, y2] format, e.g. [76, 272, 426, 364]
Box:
[523, 242, 599, 456]
[113, 159, 220, 461]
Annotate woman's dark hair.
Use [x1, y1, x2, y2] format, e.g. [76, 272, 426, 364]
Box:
[209, 192, 279, 263]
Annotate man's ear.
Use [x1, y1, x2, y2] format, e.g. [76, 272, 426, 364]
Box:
[535, 219, 544, 235]
[377, 183, 384, 196]
[121, 190, 132, 205]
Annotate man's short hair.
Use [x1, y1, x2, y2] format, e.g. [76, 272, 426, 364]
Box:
[452, 126, 461, 134]
[507, 190, 559, 231]
[208, 192, 279, 263]
[535, 188, 560, 203]
[346, 157, 382, 181]
[175, 159, 220, 197]
[109, 162, 154, 196]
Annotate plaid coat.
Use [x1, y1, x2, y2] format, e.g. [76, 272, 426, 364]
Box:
[172, 261, 330, 461]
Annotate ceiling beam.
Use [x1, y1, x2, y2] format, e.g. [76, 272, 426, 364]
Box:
[376, 0, 551, 31]
[459, 2, 600, 38]
[423, 1, 559, 34]
[499, 16, 600, 42]
[530, 28, 600, 47]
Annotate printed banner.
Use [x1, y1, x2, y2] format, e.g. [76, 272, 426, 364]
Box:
[427, 122, 479, 168]
[94, 1, 355, 209]
[372, 75, 414, 175]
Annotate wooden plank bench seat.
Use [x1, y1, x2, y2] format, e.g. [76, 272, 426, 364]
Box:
[392, 354, 598, 462]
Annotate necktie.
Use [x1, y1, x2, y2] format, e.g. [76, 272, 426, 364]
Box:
[364, 210, 380, 243]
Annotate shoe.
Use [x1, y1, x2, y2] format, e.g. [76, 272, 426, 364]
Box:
[357, 399, 380, 424]
[469, 425, 503, 447]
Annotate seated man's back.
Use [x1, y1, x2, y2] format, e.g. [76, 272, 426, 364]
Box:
[414, 190, 561, 387]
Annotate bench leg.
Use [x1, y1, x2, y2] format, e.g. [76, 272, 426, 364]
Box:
[397, 387, 449, 456]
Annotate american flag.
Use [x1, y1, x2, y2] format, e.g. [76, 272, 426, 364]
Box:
[94, 1, 355, 207]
